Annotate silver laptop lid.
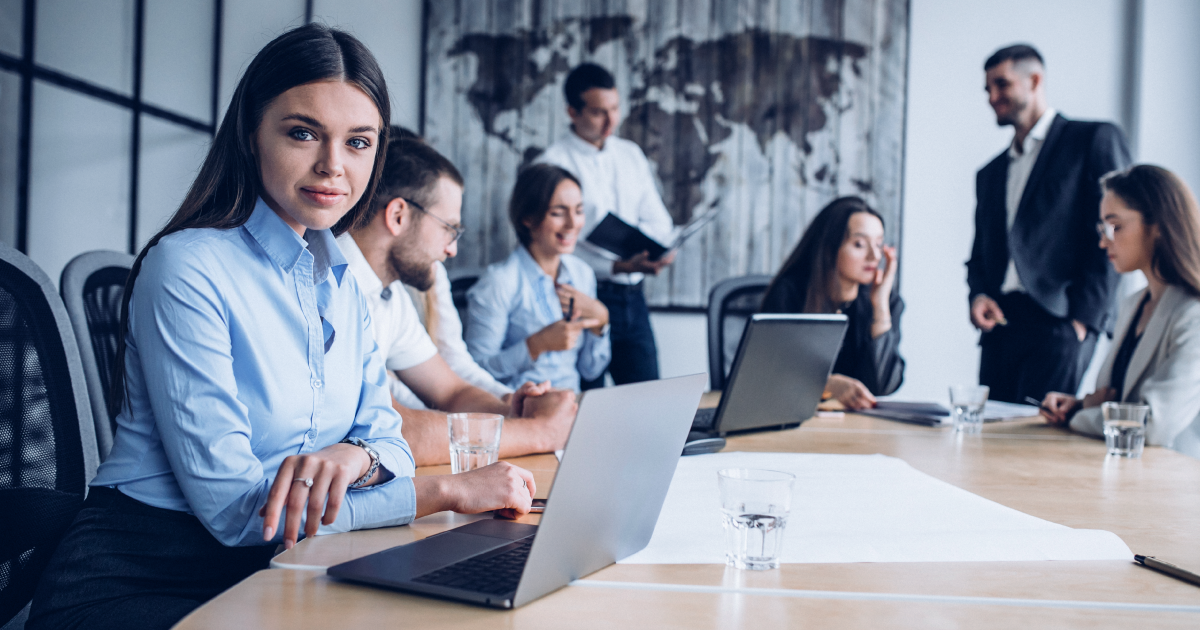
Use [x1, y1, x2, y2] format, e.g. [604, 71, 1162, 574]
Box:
[513, 373, 706, 607]
[714, 313, 848, 434]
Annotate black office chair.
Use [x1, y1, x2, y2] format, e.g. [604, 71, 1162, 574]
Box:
[706, 275, 773, 391]
[0, 242, 99, 629]
[60, 251, 135, 462]
[448, 268, 482, 336]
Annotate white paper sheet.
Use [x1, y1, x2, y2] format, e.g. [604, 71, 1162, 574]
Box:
[620, 452, 1131, 564]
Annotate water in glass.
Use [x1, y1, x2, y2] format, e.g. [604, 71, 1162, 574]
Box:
[722, 509, 788, 570]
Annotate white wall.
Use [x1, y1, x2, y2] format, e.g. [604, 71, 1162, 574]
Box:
[1137, 0, 1200, 194]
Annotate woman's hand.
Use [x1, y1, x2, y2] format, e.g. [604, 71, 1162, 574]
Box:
[556, 283, 609, 333]
[1081, 387, 1118, 409]
[509, 380, 552, 418]
[525, 318, 602, 360]
[260, 442, 373, 549]
[413, 461, 536, 520]
[827, 374, 876, 410]
[1040, 391, 1080, 425]
[869, 246, 897, 338]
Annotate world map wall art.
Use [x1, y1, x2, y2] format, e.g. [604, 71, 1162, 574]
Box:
[423, 0, 909, 308]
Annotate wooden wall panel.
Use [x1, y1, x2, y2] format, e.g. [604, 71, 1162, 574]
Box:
[424, 0, 909, 307]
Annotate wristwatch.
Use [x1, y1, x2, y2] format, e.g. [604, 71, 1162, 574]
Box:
[341, 437, 380, 489]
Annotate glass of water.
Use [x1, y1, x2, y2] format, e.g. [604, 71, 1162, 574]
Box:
[1102, 402, 1150, 458]
[717, 468, 795, 570]
[949, 385, 990, 434]
[447, 413, 503, 474]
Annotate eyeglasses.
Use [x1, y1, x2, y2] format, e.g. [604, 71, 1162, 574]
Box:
[404, 197, 465, 243]
[1095, 221, 1116, 241]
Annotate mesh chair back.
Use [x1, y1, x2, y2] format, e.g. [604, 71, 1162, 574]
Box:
[60, 251, 135, 461]
[706, 275, 773, 391]
[448, 269, 481, 337]
[0, 242, 98, 627]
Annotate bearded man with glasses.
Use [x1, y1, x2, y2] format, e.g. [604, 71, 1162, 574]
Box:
[338, 127, 577, 466]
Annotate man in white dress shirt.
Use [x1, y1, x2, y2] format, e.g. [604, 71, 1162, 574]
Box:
[341, 128, 575, 466]
[535, 63, 676, 387]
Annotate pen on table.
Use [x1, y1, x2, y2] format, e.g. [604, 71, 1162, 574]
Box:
[1135, 555, 1200, 589]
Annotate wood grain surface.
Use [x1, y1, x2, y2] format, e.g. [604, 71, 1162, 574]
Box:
[179, 412, 1200, 629]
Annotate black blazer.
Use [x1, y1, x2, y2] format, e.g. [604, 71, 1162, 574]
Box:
[966, 114, 1130, 333]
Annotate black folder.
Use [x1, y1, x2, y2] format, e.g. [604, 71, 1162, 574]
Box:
[858, 401, 951, 427]
[585, 209, 721, 262]
[585, 213, 669, 260]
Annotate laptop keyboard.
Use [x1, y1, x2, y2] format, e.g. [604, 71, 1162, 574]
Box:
[411, 537, 534, 595]
[692, 407, 718, 431]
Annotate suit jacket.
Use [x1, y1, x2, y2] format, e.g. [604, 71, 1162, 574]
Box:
[1070, 285, 1200, 459]
[966, 114, 1131, 333]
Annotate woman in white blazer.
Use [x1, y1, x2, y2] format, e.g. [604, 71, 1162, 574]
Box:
[1041, 165, 1200, 459]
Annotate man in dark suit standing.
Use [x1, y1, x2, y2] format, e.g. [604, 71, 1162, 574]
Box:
[967, 44, 1131, 404]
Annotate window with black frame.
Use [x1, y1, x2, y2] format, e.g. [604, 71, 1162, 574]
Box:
[0, 0, 221, 283]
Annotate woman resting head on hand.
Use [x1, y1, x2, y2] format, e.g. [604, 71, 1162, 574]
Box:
[760, 197, 905, 411]
[28, 24, 533, 630]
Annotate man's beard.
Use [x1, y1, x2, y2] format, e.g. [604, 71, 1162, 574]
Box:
[389, 243, 436, 291]
[994, 97, 1027, 127]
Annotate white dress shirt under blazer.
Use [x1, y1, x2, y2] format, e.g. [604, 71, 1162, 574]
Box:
[1070, 284, 1200, 459]
[535, 130, 674, 285]
[1000, 108, 1057, 294]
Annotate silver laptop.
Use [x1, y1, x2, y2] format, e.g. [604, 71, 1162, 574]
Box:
[328, 373, 707, 608]
[690, 313, 848, 440]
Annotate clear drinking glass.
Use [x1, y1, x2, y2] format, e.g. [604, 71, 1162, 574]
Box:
[1102, 402, 1150, 458]
[949, 385, 990, 434]
[447, 413, 503, 474]
[717, 468, 795, 570]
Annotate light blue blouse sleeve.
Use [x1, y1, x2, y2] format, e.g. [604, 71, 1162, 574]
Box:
[572, 263, 611, 380]
[318, 294, 417, 534]
[465, 266, 536, 382]
[134, 245, 417, 546]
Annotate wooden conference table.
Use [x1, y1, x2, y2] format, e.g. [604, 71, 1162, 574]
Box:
[177, 394, 1200, 629]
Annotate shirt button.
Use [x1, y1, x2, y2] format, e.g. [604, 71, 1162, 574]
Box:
[312, 379, 323, 388]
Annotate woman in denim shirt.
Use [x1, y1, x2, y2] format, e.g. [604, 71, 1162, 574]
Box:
[467, 165, 611, 391]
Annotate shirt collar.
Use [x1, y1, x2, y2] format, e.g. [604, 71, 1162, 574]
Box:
[565, 126, 608, 156]
[243, 197, 348, 286]
[335, 232, 384, 296]
[1010, 108, 1057, 157]
[516, 246, 573, 284]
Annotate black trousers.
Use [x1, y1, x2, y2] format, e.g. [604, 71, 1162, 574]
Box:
[978, 293, 1097, 404]
[581, 281, 660, 390]
[27, 487, 276, 630]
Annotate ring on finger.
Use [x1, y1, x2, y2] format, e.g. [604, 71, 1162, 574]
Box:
[294, 477, 314, 488]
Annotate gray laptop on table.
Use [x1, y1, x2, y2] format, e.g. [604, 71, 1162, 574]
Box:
[688, 313, 848, 449]
[328, 373, 707, 609]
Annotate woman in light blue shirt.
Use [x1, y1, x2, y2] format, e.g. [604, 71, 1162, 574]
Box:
[29, 25, 533, 630]
[467, 165, 611, 391]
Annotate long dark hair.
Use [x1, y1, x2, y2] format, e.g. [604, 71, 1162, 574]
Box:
[508, 164, 581, 248]
[109, 24, 391, 418]
[1102, 164, 1200, 297]
[765, 196, 883, 313]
